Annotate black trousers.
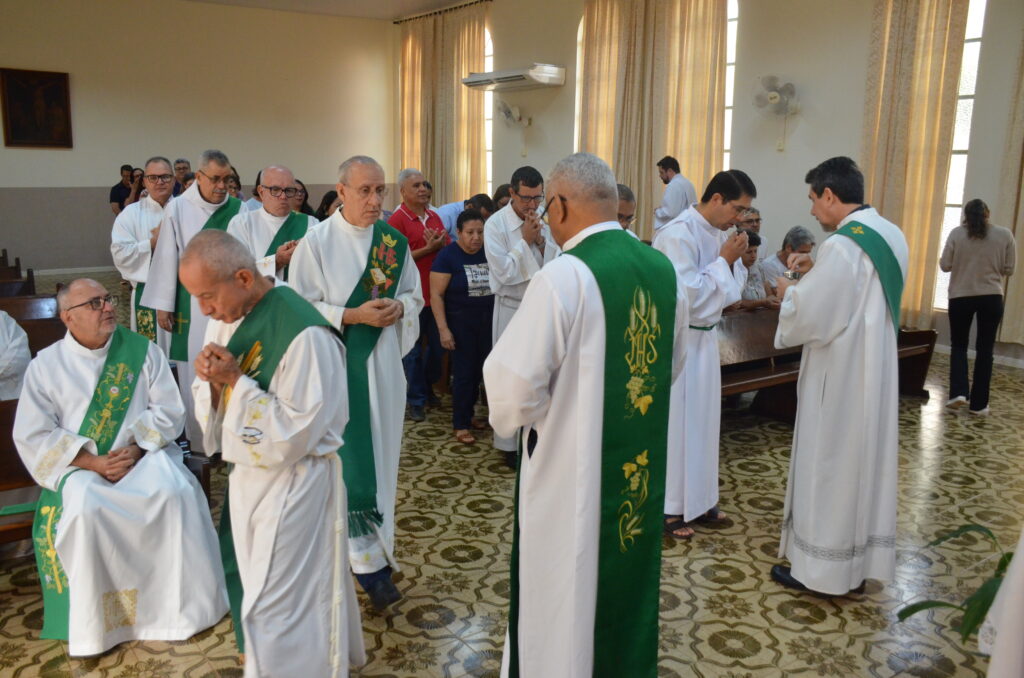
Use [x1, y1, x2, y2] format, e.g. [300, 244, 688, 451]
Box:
[948, 294, 1003, 410]
[448, 309, 492, 430]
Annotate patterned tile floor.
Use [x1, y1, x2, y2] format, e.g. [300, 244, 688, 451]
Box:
[0, 353, 1021, 677]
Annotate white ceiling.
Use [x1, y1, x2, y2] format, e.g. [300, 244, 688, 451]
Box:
[185, 0, 459, 21]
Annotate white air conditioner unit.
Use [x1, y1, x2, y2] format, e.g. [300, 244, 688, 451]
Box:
[462, 63, 565, 91]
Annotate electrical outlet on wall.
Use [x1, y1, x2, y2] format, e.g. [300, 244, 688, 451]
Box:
[776, 138, 786, 152]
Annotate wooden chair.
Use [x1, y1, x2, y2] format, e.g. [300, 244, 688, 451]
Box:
[0, 400, 37, 544]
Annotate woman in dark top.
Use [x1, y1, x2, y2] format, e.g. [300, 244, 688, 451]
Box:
[290, 179, 316, 216]
[315, 189, 341, 220]
[430, 209, 494, 444]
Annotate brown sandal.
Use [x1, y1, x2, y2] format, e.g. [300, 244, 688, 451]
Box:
[454, 430, 476, 445]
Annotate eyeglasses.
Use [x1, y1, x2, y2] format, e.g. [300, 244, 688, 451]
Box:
[261, 185, 303, 198]
[65, 294, 117, 312]
[727, 201, 749, 214]
[617, 213, 636, 225]
[145, 174, 174, 184]
[514, 192, 545, 205]
[197, 169, 232, 186]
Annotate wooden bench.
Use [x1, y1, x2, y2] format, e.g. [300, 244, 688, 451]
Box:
[0, 400, 36, 544]
[718, 308, 937, 423]
[0, 269, 35, 296]
[0, 249, 22, 280]
[0, 295, 64, 356]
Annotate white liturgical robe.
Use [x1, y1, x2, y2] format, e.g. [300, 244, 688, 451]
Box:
[226, 208, 317, 278]
[110, 194, 171, 352]
[484, 223, 689, 677]
[775, 206, 908, 594]
[654, 205, 746, 520]
[0, 310, 29, 400]
[483, 202, 560, 452]
[194, 318, 365, 677]
[653, 173, 697, 235]
[141, 183, 248, 451]
[13, 331, 226, 656]
[289, 209, 422, 573]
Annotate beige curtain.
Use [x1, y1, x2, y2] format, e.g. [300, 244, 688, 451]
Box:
[578, 0, 727, 241]
[399, 2, 488, 202]
[860, 0, 968, 329]
[996, 41, 1024, 344]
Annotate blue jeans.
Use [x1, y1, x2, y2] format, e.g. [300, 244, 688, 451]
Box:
[449, 310, 492, 430]
[403, 307, 443, 407]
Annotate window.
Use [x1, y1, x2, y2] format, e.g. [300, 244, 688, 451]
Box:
[933, 0, 987, 310]
[723, 0, 738, 170]
[574, 18, 584, 153]
[484, 28, 494, 195]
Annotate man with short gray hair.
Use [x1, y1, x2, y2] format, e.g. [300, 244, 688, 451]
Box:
[185, 230, 365, 674]
[485, 152, 688, 676]
[763, 225, 816, 291]
[111, 156, 175, 349]
[141, 149, 248, 452]
[388, 168, 449, 421]
[290, 155, 421, 610]
[226, 164, 316, 280]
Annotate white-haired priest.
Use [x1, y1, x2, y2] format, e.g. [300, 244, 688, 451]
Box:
[186, 230, 365, 676]
[484, 153, 689, 676]
[13, 278, 226, 657]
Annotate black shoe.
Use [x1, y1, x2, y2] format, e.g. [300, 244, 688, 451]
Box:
[366, 577, 402, 611]
[408, 405, 425, 422]
[850, 580, 866, 595]
[770, 564, 808, 592]
[504, 450, 516, 469]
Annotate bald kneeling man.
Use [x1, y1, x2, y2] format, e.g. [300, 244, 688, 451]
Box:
[185, 231, 365, 676]
[13, 278, 226, 656]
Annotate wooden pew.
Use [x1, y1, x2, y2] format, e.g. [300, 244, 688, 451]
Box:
[0, 295, 64, 356]
[0, 251, 22, 280]
[718, 309, 937, 423]
[0, 400, 36, 544]
[0, 269, 35, 296]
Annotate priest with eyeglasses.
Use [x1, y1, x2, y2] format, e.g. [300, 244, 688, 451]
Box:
[13, 278, 226, 657]
[226, 165, 317, 281]
[141, 149, 249, 453]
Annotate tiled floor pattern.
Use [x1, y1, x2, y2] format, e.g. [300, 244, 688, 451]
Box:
[0, 352, 1021, 677]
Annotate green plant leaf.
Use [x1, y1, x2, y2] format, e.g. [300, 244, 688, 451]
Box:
[897, 599, 963, 622]
[958, 577, 1003, 643]
[994, 551, 1014, 579]
[928, 524, 999, 550]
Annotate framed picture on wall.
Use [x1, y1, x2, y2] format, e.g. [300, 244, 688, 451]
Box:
[1, 68, 73, 148]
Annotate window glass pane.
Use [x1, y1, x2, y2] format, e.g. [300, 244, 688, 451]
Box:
[965, 0, 987, 40]
[932, 207, 964, 310]
[724, 108, 733, 151]
[485, 119, 493, 148]
[951, 98, 974, 151]
[945, 153, 967, 204]
[484, 90, 493, 117]
[722, 151, 731, 171]
[959, 41, 980, 96]
[725, 64, 735, 107]
[727, 21, 737, 63]
[728, 0, 739, 20]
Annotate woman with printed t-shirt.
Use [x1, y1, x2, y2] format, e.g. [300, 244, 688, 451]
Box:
[430, 209, 495, 444]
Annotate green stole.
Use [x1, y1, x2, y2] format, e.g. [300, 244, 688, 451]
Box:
[263, 211, 309, 281]
[507, 228, 676, 677]
[833, 220, 904, 335]
[340, 221, 407, 537]
[133, 283, 158, 342]
[215, 285, 338, 653]
[32, 325, 150, 641]
[169, 196, 242, 361]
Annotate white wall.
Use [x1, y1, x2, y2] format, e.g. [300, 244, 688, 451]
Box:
[730, 0, 875, 255]
[488, 0, 584, 185]
[0, 0, 398, 188]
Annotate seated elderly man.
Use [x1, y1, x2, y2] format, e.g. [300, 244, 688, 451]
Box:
[13, 279, 226, 657]
[185, 231, 365, 674]
[763, 225, 816, 291]
[0, 309, 30, 399]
